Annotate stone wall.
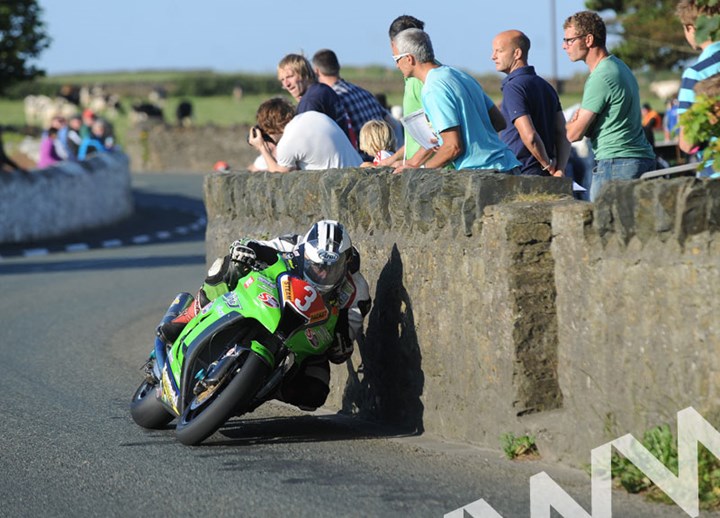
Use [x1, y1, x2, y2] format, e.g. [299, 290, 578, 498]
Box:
[0, 152, 133, 244]
[204, 169, 720, 466]
[125, 124, 258, 173]
[546, 179, 720, 463]
[204, 169, 575, 449]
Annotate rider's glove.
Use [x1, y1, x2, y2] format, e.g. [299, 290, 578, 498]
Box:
[327, 331, 354, 364]
[229, 240, 257, 268]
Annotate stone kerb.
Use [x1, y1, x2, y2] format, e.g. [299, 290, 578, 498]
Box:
[204, 168, 571, 447]
[0, 152, 133, 244]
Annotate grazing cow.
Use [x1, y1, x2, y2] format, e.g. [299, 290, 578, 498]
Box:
[176, 100, 193, 127]
[130, 103, 164, 126]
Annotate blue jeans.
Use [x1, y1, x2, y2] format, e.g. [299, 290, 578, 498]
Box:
[590, 157, 656, 201]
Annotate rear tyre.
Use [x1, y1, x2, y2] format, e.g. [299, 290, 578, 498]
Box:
[130, 379, 174, 429]
[175, 353, 269, 446]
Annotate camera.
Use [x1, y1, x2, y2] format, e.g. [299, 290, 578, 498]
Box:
[247, 126, 276, 146]
[246, 126, 259, 145]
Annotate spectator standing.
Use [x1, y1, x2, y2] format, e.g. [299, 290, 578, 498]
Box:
[65, 115, 83, 158]
[50, 116, 72, 161]
[77, 119, 114, 160]
[641, 103, 662, 147]
[641, 103, 662, 130]
[391, 29, 520, 173]
[380, 15, 431, 167]
[676, 0, 720, 174]
[80, 109, 96, 139]
[312, 48, 393, 157]
[247, 97, 361, 173]
[492, 30, 571, 177]
[277, 54, 355, 145]
[663, 98, 680, 141]
[563, 10, 655, 201]
[37, 127, 62, 168]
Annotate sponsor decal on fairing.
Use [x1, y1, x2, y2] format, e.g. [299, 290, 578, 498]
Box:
[257, 292, 280, 308]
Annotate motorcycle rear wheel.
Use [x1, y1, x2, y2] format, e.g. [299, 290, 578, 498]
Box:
[130, 379, 175, 429]
[175, 353, 269, 446]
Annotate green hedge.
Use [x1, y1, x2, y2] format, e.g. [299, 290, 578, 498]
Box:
[2, 72, 285, 100]
[173, 74, 283, 96]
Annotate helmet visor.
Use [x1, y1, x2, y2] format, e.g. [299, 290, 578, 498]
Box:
[303, 243, 347, 292]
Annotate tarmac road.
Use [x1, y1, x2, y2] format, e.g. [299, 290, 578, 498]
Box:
[0, 172, 706, 517]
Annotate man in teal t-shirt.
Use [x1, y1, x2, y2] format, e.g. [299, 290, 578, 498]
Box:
[390, 29, 520, 173]
[384, 15, 435, 167]
[563, 11, 655, 201]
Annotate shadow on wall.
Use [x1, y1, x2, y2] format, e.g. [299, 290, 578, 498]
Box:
[341, 244, 425, 434]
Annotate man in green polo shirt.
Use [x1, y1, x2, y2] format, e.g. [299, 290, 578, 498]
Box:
[563, 10, 655, 201]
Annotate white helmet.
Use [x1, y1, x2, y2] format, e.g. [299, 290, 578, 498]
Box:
[301, 219, 352, 294]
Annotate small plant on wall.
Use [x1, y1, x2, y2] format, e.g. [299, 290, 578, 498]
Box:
[501, 432, 540, 460]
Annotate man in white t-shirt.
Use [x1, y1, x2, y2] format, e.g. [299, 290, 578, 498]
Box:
[248, 97, 361, 172]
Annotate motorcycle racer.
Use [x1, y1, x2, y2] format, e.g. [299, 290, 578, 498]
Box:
[158, 219, 371, 410]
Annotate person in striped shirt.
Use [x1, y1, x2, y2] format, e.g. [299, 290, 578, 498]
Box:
[676, 0, 720, 165]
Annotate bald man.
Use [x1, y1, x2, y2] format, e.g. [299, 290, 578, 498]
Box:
[492, 30, 570, 177]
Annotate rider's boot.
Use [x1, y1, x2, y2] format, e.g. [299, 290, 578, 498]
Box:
[158, 289, 209, 345]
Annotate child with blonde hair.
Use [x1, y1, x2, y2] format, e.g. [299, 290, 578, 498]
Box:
[359, 119, 396, 167]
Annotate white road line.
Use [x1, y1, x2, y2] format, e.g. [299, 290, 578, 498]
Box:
[66, 243, 90, 252]
[3, 208, 207, 258]
[24, 248, 49, 257]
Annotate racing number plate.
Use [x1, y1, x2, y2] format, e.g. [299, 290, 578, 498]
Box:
[280, 275, 329, 324]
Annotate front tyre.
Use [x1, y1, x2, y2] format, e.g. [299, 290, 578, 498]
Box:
[175, 353, 269, 446]
[130, 379, 174, 429]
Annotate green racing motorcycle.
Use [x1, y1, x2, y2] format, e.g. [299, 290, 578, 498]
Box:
[130, 253, 338, 445]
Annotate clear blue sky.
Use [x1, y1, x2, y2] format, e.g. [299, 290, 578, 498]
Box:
[36, 0, 591, 80]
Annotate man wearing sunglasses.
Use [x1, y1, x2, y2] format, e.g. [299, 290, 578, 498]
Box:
[563, 10, 655, 201]
[391, 29, 520, 174]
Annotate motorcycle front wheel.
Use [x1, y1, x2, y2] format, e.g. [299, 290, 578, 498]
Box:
[130, 379, 174, 429]
[175, 353, 269, 446]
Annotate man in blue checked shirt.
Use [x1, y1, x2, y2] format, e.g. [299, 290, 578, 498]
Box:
[312, 49, 401, 157]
